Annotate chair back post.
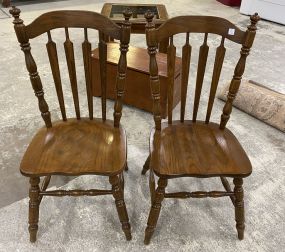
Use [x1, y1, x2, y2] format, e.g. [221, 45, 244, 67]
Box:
[113, 9, 132, 127]
[145, 11, 161, 131]
[10, 6, 52, 128]
[220, 13, 260, 129]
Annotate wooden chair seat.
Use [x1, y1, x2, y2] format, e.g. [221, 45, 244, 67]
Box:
[20, 119, 126, 176]
[150, 121, 251, 178]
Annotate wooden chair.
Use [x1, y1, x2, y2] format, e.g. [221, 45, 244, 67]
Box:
[9, 6, 132, 242]
[142, 12, 260, 244]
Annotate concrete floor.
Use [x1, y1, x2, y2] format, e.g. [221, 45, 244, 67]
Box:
[0, 1, 285, 251]
[0, 0, 284, 209]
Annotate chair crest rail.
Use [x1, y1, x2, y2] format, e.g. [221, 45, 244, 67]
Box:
[24, 10, 122, 40]
[155, 16, 246, 44]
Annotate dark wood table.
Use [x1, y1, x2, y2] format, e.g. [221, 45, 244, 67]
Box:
[101, 3, 169, 53]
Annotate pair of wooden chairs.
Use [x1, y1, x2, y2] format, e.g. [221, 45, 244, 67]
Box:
[10, 6, 259, 244]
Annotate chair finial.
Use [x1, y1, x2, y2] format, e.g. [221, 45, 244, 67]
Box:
[145, 10, 154, 23]
[123, 8, 132, 21]
[9, 6, 22, 24]
[9, 6, 20, 18]
[248, 12, 260, 31]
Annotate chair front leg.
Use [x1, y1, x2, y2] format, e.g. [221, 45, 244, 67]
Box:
[109, 174, 131, 240]
[120, 172, 125, 192]
[142, 155, 150, 175]
[144, 178, 167, 245]
[28, 177, 40, 243]
[233, 177, 245, 240]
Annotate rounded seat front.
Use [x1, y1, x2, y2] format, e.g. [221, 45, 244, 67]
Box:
[150, 121, 252, 178]
[20, 118, 127, 176]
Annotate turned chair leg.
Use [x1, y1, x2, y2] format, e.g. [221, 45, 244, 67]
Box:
[142, 155, 150, 175]
[28, 177, 40, 243]
[109, 174, 131, 241]
[144, 178, 167, 245]
[124, 162, 128, 171]
[233, 177, 245, 240]
[120, 172, 125, 192]
[149, 169, 156, 204]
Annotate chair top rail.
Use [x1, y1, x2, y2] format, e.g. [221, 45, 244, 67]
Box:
[25, 10, 122, 40]
[155, 16, 246, 44]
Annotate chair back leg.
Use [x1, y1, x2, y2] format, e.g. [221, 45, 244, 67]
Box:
[144, 178, 168, 245]
[149, 169, 156, 204]
[142, 155, 151, 175]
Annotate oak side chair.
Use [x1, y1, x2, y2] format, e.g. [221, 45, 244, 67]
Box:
[10, 6, 132, 242]
[142, 11, 260, 244]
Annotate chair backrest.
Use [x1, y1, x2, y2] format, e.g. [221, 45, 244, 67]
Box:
[145, 12, 260, 130]
[10, 6, 132, 128]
